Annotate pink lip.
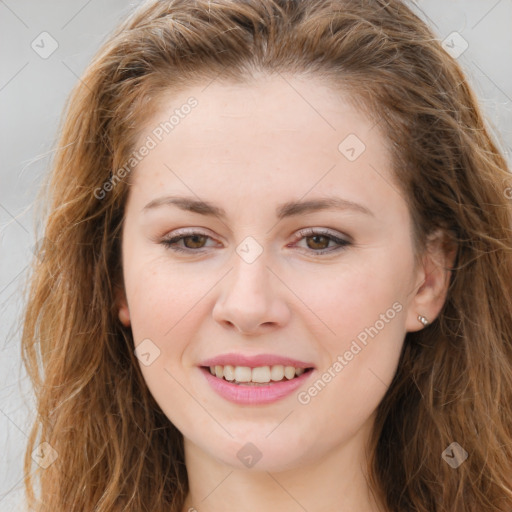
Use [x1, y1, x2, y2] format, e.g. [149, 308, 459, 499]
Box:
[199, 366, 315, 405]
[199, 353, 315, 369]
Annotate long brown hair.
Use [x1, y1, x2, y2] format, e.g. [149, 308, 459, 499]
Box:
[21, 1, 512, 510]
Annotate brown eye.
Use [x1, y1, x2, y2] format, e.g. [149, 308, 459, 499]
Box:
[161, 229, 351, 256]
[182, 234, 208, 249]
[161, 231, 216, 253]
[292, 228, 352, 256]
[305, 234, 331, 251]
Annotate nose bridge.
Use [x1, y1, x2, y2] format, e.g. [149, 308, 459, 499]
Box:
[212, 246, 289, 333]
[226, 250, 272, 309]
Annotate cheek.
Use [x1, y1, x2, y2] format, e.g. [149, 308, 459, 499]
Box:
[295, 297, 405, 449]
[288, 253, 408, 343]
[288, 252, 408, 409]
[124, 255, 211, 335]
[125, 262, 212, 430]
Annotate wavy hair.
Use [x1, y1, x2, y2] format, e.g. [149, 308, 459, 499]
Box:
[21, 1, 512, 510]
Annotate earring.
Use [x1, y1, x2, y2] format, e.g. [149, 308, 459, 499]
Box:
[417, 314, 429, 327]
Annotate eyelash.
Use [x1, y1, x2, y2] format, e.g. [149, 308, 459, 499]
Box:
[160, 228, 352, 256]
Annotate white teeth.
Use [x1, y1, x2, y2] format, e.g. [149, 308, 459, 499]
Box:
[270, 365, 284, 381]
[207, 364, 310, 384]
[252, 366, 271, 383]
[234, 366, 252, 382]
[223, 365, 235, 382]
[284, 366, 296, 379]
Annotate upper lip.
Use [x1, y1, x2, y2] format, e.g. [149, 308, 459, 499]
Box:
[200, 353, 315, 369]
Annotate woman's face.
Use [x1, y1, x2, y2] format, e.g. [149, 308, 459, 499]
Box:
[118, 74, 429, 473]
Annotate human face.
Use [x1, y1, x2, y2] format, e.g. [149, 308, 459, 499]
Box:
[118, 74, 422, 475]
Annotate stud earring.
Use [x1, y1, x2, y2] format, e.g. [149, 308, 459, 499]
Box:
[417, 314, 429, 327]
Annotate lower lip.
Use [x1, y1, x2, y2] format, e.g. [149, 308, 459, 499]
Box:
[199, 367, 314, 405]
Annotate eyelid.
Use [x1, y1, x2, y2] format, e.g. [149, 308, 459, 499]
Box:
[293, 227, 351, 243]
[289, 227, 352, 255]
[161, 227, 349, 242]
[160, 228, 219, 251]
[160, 226, 352, 256]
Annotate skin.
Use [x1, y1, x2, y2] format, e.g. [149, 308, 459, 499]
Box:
[116, 73, 453, 512]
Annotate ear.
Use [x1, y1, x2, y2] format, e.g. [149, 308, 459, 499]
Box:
[115, 284, 131, 327]
[405, 229, 456, 332]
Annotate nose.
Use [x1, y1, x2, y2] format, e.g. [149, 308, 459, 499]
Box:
[212, 253, 291, 335]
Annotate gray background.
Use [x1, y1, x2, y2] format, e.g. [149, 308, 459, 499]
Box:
[1, 1, 511, 510]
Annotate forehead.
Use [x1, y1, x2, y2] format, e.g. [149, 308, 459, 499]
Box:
[139, 74, 377, 151]
[127, 74, 401, 218]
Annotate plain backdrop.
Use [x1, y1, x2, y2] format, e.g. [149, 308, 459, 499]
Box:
[1, 1, 511, 510]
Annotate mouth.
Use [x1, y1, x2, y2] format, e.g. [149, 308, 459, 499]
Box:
[200, 365, 315, 386]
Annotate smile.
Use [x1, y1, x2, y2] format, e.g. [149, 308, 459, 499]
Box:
[199, 366, 315, 405]
[206, 364, 310, 384]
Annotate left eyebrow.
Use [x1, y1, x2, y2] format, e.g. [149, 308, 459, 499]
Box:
[276, 197, 374, 219]
[142, 195, 375, 219]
